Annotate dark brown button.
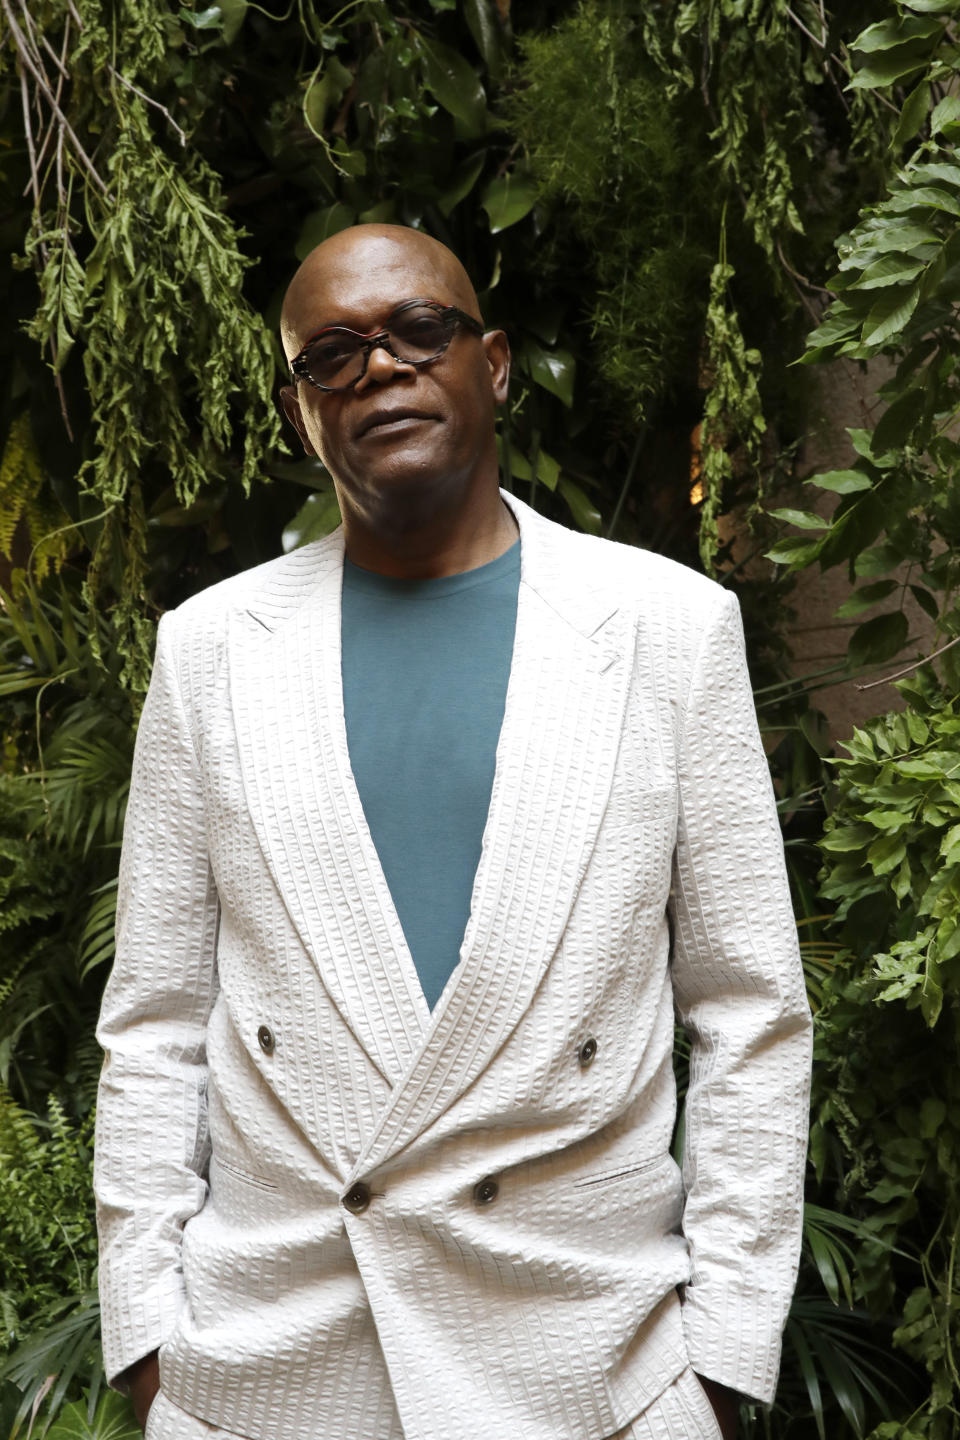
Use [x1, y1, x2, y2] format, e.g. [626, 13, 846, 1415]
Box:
[473, 1176, 499, 1206]
[257, 1024, 275, 1055]
[343, 1181, 371, 1214]
[578, 1036, 598, 1068]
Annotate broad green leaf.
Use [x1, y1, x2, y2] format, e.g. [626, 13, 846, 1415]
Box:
[45, 1391, 139, 1440]
[849, 610, 909, 667]
[838, 224, 940, 264]
[849, 45, 938, 90]
[304, 57, 353, 133]
[931, 94, 960, 135]
[938, 917, 960, 959]
[867, 832, 908, 874]
[765, 535, 825, 566]
[801, 309, 859, 351]
[358, 199, 396, 224]
[862, 808, 912, 832]
[835, 580, 898, 618]
[179, 5, 223, 29]
[481, 171, 538, 233]
[901, 0, 960, 11]
[939, 822, 960, 858]
[496, 435, 532, 481]
[907, 160, 960, 191]
[920, 1097, 947, 1137]
[810, 468, 873, 494]
[821, 824, 874, 852]
[329, 141, 366, 177]
[901, 755, 956, 778]
[861, 285, 921, 347]
[534, 448, 561, 491]
[883, 185, 960, 216]
[854, 253, 928, 290]
[893, 80, 932, 149]
[416, 34, 486, 137]
[523, 340, 576, 406]
[907, 711, 930, 746]
[281, 489, 342, 550]
[909, 583, 939, 621]
[463, 0, 505, 79]
[559, 478, 601, 535]
[295, 203, 356, 260]
[856, 541, 902, 575]
[853, 16, 942, 51]
[920, 958, 943, 1026]
[892, 854, 913, 901]
[768, 508, 827, 530]
[217, 0, 247, 42]
[438, 153, 486, 217]
[872, 386, 926, 451]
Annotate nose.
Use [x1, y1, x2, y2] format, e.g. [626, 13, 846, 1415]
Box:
[355, 339, 416, 392]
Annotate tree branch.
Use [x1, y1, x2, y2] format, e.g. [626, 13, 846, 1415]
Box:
[855, 634, 960, 690]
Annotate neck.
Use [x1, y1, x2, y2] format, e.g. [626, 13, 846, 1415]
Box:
[339, 481, 518, 579]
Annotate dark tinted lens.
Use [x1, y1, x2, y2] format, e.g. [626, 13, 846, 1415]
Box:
[389, 309, 449, 360]
[305, 331, 364, 387]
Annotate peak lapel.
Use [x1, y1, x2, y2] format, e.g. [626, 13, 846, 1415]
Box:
[357, 498, 632, 1175]
[227, 537, 429, 1090]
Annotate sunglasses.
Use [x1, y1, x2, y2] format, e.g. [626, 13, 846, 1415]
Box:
[290, 298, 485, 392]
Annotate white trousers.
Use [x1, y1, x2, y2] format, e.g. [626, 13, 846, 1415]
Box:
[145, 1367, 724, 1440]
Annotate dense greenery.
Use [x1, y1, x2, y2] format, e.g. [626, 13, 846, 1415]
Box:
[2, 0, 960, 1436]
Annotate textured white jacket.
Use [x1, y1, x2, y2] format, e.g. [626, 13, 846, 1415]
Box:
[95, 493, 812, 1440]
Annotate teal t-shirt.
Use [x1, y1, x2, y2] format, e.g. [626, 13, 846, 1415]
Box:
[340, 541, 521, 1011]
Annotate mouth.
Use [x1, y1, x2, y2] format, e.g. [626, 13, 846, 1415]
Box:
[355, 407, 438, 439]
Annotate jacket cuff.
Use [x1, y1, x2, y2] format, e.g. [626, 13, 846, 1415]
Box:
[681, 1276, 784, 1406]
[99, 1263, 187, 1390]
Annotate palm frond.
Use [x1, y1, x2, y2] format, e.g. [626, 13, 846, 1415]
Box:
[0, 1293, 102, 1438]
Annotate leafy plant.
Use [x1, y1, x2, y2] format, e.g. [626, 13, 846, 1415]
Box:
[812, 658, 960, 1438]
[771, 3, 960, 672]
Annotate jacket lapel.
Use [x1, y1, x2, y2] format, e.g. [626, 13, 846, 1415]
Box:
[356, 497, 632, 1175]
[227, 533, 429, 1090]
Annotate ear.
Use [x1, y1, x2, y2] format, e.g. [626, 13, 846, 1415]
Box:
[280, 385, 318, 457]
[482, 330, 511, 405]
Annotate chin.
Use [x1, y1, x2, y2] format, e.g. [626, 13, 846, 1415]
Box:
[349, 462, 466, 523]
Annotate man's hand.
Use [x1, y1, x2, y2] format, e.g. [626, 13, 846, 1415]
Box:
[124, 1350, 160, 1434]
[695, 1373, 739, 1440]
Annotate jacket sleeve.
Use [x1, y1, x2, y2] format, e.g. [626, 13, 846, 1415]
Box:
[94, 612, 220, 1387]
[668, 588, 811, 1406]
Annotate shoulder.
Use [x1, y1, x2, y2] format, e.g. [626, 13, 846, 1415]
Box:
[152, 531, 341, 714]
[516, 499, 730, 629]
[161, 531, 341, 647]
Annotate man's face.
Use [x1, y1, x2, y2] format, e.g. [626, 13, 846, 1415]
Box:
[281, 233, 510, 523]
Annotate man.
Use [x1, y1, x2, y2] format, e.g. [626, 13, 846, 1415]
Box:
[95, 224, 812, 1440]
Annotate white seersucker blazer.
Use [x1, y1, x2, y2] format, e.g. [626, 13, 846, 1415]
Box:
[95, 491, 812, 1440]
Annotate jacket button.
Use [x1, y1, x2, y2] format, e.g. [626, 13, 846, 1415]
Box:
[473, 1176, 499, 1206]
[343, 1181, 371, 1214]
[257, 1024, 275, 1055]
[578, 1036, 598, 1068]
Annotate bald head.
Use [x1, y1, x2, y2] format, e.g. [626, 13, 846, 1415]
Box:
[280, 225, 482, 361]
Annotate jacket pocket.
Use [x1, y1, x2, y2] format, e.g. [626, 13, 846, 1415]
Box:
[572, 1153, 668, 1189]
[211, 1153, 279, 1194]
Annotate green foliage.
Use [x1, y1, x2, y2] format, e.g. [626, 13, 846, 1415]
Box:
[4, 0, 284, 687]
[698, 247, 768, 572]
[507, 8, 712, 425]
[813, 661, 960, 1438]
[0, 1094, 97, 1350]
[44, 1390, 138, 1440]
[2, 1, 959, 1437]
[0, 574, 134, 1114]
[773, 3, 960, 672]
